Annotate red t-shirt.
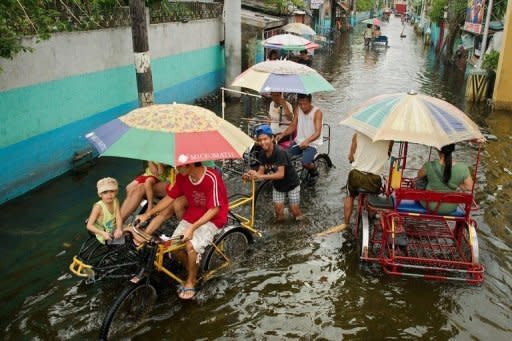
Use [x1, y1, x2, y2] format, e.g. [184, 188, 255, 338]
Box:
[167, 167, 228, 228]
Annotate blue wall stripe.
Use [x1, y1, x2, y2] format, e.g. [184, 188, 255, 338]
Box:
[0, 69, 224, 204]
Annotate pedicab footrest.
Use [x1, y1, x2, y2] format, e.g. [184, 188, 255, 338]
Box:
[69, 256, 94, 277]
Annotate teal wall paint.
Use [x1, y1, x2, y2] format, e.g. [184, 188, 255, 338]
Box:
[0, 45, 224, 148]
[0, 45, 225, 204]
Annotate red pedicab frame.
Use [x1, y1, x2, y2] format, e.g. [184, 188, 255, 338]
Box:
[354, 140, 484, 284]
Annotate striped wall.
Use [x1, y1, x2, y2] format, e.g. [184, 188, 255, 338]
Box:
[0, 19, 225, 204]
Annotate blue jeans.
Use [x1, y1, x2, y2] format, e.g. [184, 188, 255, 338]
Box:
[289, 142, 317, 164]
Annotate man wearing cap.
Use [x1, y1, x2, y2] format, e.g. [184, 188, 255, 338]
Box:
[244, 125, 304, 221]
[137, 162, 228, 300]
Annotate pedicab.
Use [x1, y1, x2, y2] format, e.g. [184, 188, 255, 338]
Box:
[68, 104, 261, 339]
[361, 18, 388, 47]
[228, 60, 335, 200]
[340, 91, 486, 283]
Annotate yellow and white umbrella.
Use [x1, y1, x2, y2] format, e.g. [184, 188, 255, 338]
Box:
[340, 91, 484, 149]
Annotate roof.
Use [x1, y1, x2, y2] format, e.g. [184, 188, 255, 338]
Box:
[241, 8, 287, 29]
[242, 0, 280, 16]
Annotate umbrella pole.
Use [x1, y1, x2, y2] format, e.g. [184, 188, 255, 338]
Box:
[222, 88, 225, 120]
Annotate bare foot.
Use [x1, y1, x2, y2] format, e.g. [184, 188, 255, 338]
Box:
[178, 284, 197, 300]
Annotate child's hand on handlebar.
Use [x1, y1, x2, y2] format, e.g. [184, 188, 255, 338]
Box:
[113, 228, 123, 239]
[243, 170, 259, 180]
[102, 231, 112, 241]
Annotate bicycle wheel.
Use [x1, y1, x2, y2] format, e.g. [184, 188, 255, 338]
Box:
[254, 180, 273, 211]
[201, 227, 253, 273]
[92, 243, 140, 282]
[313, 154, 333, 176]
[356, 211, 370, 260]
[99, 281, 157, 340]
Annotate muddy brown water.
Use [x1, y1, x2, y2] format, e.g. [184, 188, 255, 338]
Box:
[1, 18, 511, 339]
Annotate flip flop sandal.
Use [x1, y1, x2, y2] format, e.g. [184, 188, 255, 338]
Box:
[178, 287, 197, 300]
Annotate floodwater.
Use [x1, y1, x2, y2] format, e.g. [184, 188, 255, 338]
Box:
[1, 18, 512, 340]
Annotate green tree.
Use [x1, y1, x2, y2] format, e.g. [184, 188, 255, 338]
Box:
[263, 0, 306, 14]
[357, 0, 375, 11]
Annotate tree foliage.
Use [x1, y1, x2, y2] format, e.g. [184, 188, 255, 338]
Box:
[0, 0, 189, 61]
[263, 0, 305, 14]
[0, 0, 131, 60]
[482, 50, 500, 71]
[357, 0, 375, 12]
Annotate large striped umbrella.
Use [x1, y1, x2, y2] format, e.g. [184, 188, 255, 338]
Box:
[232, 60, 334, 94]
[263, 33, 319, 51]
[340, 91, 484, 149]
[85, 104, 254, 166]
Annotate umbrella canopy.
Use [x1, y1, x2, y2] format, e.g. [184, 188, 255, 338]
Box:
[282, 23, 316, 36]
[339, 91, 484, 149]
[231, 60, 335, 94]
[86, 104, 254, 166]
[263, 33, 319, 51]
[361, 18, 381, 26]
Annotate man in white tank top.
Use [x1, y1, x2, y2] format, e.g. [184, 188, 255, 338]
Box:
[276, 94, 323, 181]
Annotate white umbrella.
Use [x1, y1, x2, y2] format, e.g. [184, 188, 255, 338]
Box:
[263, 33, 319, 51]
[282, 23, 316, 36]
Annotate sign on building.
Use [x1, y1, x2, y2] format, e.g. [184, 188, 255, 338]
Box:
[311, 0, 325, 10]
[464, 0, 485, 34]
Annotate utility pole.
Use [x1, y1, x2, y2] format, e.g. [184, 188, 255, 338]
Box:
[129, 0, 154, 107]
[353, 0, 357, 26]
[224, 0, 242, 97]
[477, 0, 494, 68]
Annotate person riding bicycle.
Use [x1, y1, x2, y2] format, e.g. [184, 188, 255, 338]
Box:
[342, 132, 393, 231]
[120, 161, 215, 223]
[137, 161, 228, 300]
[244, 125, 304, 221]
[364, 24, 373, 46]
[276, 93, 323, 183]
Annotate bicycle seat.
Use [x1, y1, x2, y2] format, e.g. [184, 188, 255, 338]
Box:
[356, 188, 378, 195]
[367, 194, 394, 209]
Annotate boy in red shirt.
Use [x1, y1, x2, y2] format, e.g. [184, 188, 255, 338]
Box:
[138, 162, 228, 299]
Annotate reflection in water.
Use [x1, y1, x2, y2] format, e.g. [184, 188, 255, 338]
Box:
[1, 18, 512, 340]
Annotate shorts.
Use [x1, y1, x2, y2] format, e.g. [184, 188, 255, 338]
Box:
[171, 220, 220, 255]
[289, 143, 317, 164]
[273, 185, 301, 205]
[135, 175, 158, 184]
[347, 169, 382, 197]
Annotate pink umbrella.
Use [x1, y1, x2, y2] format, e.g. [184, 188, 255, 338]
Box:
[373, 18, 381, 26]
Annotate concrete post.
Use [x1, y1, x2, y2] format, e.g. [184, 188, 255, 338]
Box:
[129, 0, 154, 107]
[224, 0, 242, 95]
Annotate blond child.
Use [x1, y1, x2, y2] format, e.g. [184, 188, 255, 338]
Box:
[87, 177, 123, 244]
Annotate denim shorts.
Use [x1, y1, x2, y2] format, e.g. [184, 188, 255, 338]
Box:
[289, 143, 317, 164]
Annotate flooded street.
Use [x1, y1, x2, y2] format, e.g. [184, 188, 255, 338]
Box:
[1, 18, 512, 339]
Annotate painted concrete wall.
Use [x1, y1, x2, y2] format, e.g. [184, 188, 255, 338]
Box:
[0, 19, 224, 204]
[493, 0, 512, 111]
